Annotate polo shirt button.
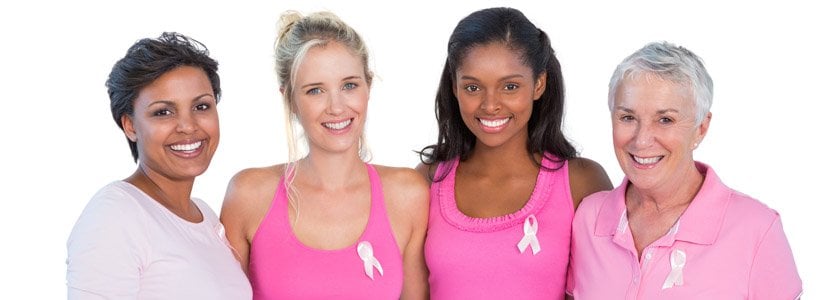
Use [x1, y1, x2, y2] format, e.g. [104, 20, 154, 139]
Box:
[645, 252, 653, 260]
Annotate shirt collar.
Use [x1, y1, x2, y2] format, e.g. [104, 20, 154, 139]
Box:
[594, 162, 732, 245]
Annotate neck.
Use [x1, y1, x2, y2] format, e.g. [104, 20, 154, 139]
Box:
[297, 148, 366, 190]
[125, 166, 196, 214]
[465, 135, 538, 175]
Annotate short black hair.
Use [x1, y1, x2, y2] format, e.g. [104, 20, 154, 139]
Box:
[106, 32, 220, 162]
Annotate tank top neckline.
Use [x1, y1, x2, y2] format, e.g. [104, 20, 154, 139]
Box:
[436, 155, 563, 232]
[278, 163, 382, 253]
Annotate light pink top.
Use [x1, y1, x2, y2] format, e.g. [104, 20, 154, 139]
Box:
[66, 181, 252, 300]
[248, 164, 403, 299]
[568, 162, 802, 299]
[425, 155, 573, 299]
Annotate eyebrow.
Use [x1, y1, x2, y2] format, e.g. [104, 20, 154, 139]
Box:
[146, 93, 214, 107]
[341, 75, 362, 82]
[193, 93, 216, 101]
[299, 76, 363, 90]
[614, 106, 680, 114]
[459, 74, 525, 81]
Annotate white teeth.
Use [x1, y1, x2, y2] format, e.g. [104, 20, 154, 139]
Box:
[324, 119, 352, 130]
[170, 141, 202, 151]
[634, 155, 661, 165]
[479, 117, 510, 128]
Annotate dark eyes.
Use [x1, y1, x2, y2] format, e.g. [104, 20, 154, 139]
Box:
[195, 103, 211, 111]
[464, 85, 480, 92]
[658, 117, 674, 124]
[152, 103, 211, 117]
[463, 83, 518, 93]
[153, 109, 172, 117]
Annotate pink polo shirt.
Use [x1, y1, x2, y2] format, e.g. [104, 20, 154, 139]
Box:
[567, 162, 802, 299]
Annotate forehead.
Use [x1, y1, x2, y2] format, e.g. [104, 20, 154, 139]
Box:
[615, 73, 694, 111]
[456, 42, 531, 77]
[294, 42, 364, 83]
[136, 66, 212, 102]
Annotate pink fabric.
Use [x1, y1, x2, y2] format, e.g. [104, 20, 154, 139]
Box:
[425, 155, 573, 299]
[248, 164, 403, 299]
[568, 162, 802, 299]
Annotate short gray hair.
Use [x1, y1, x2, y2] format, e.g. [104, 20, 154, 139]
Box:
[608, 41, 713, 124]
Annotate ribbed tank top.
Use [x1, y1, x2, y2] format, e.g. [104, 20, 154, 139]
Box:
[424, 155, 574, 299]
[249, 164, 403, 299]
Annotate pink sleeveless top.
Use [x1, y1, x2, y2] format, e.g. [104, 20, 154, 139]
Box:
[249, 164, 403, 299]
[424, 155, 574, 299]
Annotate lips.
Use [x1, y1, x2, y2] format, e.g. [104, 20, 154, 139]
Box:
[632, 154, 662, 165]
[323, 118, 352, 130]
[479, 117, 510, 128]
[170, 140, 202, 152]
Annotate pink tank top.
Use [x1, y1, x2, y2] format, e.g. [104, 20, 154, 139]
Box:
[249, 164, 403, 299]
[424, 155, 574, 299]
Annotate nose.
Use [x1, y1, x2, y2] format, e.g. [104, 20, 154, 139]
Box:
[479, 90, 501, 114]
[176, 111, 197, 134]
[326, 91, 345, 115]
[633, 122, 654, 148]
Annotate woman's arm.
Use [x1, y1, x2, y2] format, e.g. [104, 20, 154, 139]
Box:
[401, 173, 430, 300]
[380, 166, 430, 299]
[67, 188, 145, 299]
[220, 166, 280, 276]
[747, 215, 802, 299]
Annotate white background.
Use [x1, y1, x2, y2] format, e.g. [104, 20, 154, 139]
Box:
[1, 0, 827, 298]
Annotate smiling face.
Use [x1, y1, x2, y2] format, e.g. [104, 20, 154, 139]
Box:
[454, 42, 546, 150]
[612, 74, 710, 192]
[291, 42, 370, 156]
[121, 66, 219, 181]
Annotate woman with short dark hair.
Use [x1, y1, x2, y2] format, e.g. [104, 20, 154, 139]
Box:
[66, 32, 251, 299]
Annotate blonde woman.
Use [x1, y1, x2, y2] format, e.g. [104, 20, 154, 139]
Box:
[220, 11, 428, 299]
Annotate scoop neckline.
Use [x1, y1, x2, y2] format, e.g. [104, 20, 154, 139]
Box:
[437, 157, 558, 232]
[284, 163, 376, 253]
[116, 180, 208, 227]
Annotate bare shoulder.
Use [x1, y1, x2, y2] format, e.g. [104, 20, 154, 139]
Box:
[414, 163, 437, 182]
[374, 165, 429, 212]
[221, 164, 286, 215]
[568, 157, 609, 180]
[374, 165, 429, 195]
[567, 157, 613, 208]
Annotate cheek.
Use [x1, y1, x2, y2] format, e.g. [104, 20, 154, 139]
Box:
[134, 120, 162, 142]
[293, 100, 318, 122]
[348, 92, 369, 112]
[199, 115, 220, 137]
[456, 100, 478, 124]
[611, 124, 630, 147]
[456, 95, 479, 115]
[516, 98, 535, 117]
[672, 133, 696, 151]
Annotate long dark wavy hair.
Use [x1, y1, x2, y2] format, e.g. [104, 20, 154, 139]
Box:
[419, 7, 576, 181]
